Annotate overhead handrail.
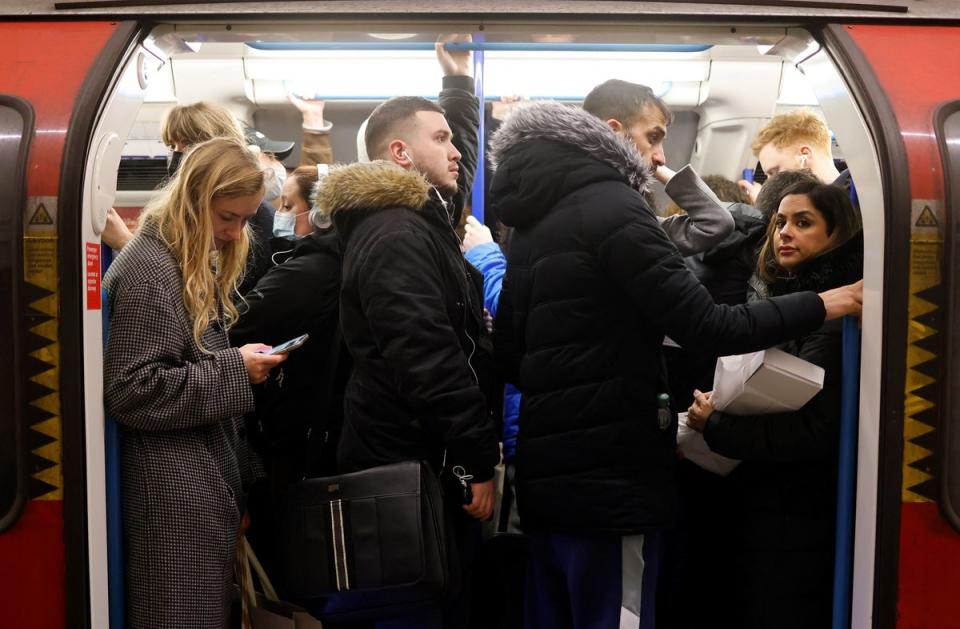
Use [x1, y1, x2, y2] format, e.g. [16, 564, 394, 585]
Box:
[246, 42, 714, 53]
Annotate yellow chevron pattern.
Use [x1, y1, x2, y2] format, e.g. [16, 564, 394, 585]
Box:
[24, 234, 62, 501]
[902, 202, 943, 503]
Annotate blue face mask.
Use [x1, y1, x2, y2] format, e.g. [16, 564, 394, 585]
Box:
[272, 211, 298, 239]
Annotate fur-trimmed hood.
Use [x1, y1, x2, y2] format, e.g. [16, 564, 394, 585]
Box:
[315, 160, 433, 220]
[487, 102, 655, 229]
[489, 101, 654, 193]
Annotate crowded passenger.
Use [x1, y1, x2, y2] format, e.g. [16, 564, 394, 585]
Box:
[314, 37, 500, 629]
[583, 79, 735, 254]
[488, 100, 862, 629]
[659, 167, 823, 629]
[103, 138, 286, 628]
[228, 163, 343, 581]
[740, 107, 857, 207]
[686, 179, 863, 629]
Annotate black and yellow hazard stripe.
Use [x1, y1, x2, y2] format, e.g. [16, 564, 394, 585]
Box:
[24, 197, 61, 501]
[902, 200, 945, 503]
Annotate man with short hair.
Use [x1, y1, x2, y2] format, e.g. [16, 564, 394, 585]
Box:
[321, 37, 498, 628]
[741, 108, 853, 204]
[583, 79, 734, 255]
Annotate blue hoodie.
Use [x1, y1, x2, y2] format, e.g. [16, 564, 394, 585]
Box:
[465, 241, 520, 462]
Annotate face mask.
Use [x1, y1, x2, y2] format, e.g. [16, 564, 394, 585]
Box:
[265, 162, 287, 202]
[272, 211, 298, 239]
[168, 150, 184, 177]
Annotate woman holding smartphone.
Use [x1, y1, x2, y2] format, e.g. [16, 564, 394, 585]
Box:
[686, 179, 863, 629]
[103, 138, 286, 628]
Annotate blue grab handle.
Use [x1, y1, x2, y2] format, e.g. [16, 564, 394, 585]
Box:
[832, 315, 861, 629]
[101, 245, 125, 629]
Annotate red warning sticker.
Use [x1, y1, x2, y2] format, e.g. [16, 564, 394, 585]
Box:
[86, 243, 101, 310]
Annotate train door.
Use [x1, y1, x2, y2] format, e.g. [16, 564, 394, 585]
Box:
[0, 20, 142, 628]
[825, 23, 960, 629]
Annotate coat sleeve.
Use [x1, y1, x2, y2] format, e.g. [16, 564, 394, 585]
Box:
[463, 241, 506, 316]
[358, 230, 499, 481]
[587, 190, 826, 356]
[703, 324, 843, 462]
[439, 75, 480, 219]
[298, 128, 334, 167]
[104, 280, 255, 431]
[659, 165, 735, 256]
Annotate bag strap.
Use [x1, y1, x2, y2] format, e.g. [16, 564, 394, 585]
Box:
[299, 322, 344, 480]
[243, 535, 279, 602]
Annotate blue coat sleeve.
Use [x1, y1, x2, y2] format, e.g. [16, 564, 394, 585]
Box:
[464, 241, 506, 317]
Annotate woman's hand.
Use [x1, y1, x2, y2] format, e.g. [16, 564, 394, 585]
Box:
[238, 344, 287, 384]
[102, 208, 134, 251]
[686, 389, 715, 433]
[463, 215, 493, 253]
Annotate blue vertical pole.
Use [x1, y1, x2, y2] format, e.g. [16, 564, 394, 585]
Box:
[470, 33, 485, 224]
[832, 315, 861, 629]
[101, 244, 125, 629]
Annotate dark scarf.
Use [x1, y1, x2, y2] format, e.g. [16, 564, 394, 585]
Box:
[769, 231, 864, 297]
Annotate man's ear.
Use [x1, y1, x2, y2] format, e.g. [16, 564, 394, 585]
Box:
[606, 118, 624, 134]
[386, 140, 411, 167]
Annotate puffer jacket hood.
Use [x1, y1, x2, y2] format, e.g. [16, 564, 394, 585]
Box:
[317, 160, 435, 238]
[488, 102, 654, 229]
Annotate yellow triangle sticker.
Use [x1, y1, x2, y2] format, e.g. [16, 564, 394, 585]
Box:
[28, 203, 54, 226]
[915, 206, 938, 228]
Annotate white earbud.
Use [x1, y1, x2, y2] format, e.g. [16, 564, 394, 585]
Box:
[799, 153, 808, 167]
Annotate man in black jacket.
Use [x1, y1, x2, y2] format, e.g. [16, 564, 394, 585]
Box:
[489, 101, 863, 629]
[320, 38, 499, 628]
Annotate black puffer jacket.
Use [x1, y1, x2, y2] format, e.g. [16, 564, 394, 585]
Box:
[239, 201, 277, 295]
[668, 205, 769, 408]
[230, 229, 343, 468]
[322, 161, 500, 483]
[489, 102, 828, 534]
[703, 231, 863, 628]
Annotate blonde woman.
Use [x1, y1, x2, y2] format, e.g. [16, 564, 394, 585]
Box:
[103, 138, 286, 628]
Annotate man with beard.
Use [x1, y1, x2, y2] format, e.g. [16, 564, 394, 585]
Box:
[317, 37, 499, 629]
[489, 101, 863, 629]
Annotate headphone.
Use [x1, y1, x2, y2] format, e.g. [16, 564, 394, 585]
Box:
[799, 153, 808, 167]
[308, 164, 331, 229]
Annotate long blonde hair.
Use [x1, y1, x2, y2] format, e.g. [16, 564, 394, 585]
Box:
[140, 138, 264, 349]
[161, 101, 245, 148]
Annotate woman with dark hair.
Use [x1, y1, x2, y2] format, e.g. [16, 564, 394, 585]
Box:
[230, 163, 344, 580]
[686, 179, 863, 629]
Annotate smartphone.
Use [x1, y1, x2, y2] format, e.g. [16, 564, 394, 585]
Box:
[264, 333, 309, 355]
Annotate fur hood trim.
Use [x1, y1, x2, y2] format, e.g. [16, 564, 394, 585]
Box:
[315, 160, 432, 218]
[489, 101, 654, 192]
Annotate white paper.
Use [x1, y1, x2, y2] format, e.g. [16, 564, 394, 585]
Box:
[676, 412, 740, 476]
[712, 348, 824, 415]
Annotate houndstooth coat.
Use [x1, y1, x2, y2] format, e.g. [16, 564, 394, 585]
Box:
[104, 221, 256, 628]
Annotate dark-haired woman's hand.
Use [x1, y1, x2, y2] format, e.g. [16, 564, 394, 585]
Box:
[687, 389, 714, 433]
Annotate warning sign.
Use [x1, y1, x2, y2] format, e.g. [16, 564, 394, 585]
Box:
[25, 196, 57, 235]
[29, 203, 54, 226]
[915, 206, 939, 228]
[86, 243, 101, 310]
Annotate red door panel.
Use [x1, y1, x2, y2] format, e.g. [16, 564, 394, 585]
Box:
[845, 24, 960, 629]
[0, 21, 120, 629]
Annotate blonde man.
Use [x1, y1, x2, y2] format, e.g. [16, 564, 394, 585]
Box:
[741, 108, 849, 204]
